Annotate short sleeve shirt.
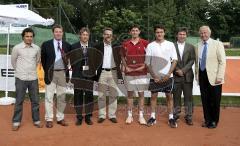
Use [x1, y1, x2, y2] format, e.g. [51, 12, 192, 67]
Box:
[122, 38, 149, 76]
[145, 40, 178, 78]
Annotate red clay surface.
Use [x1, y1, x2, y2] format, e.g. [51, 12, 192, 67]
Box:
[223, 59, 240, 93]
[1, 102, 240, 146]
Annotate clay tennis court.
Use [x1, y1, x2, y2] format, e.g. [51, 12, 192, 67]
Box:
[0, 103, 240, 146]
[0, 58, 240, 146]
[223, 58, 240, 94]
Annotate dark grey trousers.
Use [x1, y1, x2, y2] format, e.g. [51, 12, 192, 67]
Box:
[173, 82, 193, 120]
[12, 78, 40, 125]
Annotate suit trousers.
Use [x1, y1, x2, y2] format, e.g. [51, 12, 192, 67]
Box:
[98, 70, 118, 119]
[199, 69, 222, 125]
[45, 70, 66, 122]
[173, 80, 193, 120]
[74, 88, 94, 120]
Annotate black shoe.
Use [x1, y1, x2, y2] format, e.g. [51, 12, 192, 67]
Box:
[207, 122, 217, 129]
[98, 118, 105, 123]
[85, 118, 93, 125]
[168, 118, 177, 128]
[147, 117, 156, 127]
[75, 119, 82, 126]
[185, 119, 193, 126]
[174, 115, 180, 121]
[109, 118, 118, 123]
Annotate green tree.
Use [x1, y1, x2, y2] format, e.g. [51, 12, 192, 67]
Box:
[146, 0, 177, 40]
[92, 7, 143, 43]
[207, 0, 240, 41]
[174, 0, 208, 36]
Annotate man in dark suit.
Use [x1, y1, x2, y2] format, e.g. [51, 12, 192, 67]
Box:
[69, 27, 99, 126]
[94, 27, 122, 124]
[41, 24, 71, 128]
[173, 27, 196, 126]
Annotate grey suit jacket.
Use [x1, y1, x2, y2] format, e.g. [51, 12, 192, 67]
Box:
[173, 42, 196, 83]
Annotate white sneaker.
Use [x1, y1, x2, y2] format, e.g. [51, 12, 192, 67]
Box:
[138, 116, 147, 125]
[125, 116, 133, 124]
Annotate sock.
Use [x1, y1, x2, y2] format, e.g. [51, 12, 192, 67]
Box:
[151, 112, 156, 119]
[139, 110, 144, 117]
[128, 110, 132, 117]
[169, 113, 174, 119]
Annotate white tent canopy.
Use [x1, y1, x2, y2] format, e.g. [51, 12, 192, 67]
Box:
[0, 4, 54, 105]
[0, 5, 54, 26]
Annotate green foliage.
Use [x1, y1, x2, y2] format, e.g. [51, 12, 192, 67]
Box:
[92, 8, 143, 43]
[147, 0, 176, 39]
[207, 0, 240, 41]
[174, 0, 208, 36]
[1, 0, 240, 42]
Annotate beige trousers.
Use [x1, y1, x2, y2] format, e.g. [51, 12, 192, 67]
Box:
[45, 71, 66, 121]
[98, 70, 118, 119]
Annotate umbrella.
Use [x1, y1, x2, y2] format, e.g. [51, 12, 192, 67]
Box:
[0, 5, 54, 105]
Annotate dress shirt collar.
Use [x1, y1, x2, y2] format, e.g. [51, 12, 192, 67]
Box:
[54, 39, 62, 44]
[177, 41, 185, 46]
[22, 42, 33, 48]
[202, 38, 210, 45]
[104, 42, 111, 47]
[80, 41, 88, 48]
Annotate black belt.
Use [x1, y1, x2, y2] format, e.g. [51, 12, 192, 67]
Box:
[102, 67, 117, 71]
[54, 69, 65, 71]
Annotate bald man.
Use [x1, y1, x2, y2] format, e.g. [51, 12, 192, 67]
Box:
[195, 26, 226, 129]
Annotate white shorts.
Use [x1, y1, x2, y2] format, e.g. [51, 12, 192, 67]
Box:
[124, 75, 149, 92]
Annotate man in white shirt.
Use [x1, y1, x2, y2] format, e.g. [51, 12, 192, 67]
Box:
[173, 27, 196, 126]
[95, 27, 122, 124]
[145, 24, 178, 128]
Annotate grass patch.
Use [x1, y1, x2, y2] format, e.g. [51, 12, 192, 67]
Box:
[225, 49, 240, 56]
[1, 91, 239, 107]
[0, 47, 7, 54]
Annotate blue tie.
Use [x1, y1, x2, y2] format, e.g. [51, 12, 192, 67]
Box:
[200, 42, 207, 71]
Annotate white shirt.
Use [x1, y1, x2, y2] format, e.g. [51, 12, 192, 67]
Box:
[145, 40, 178, 78]
[177, 41, 185, 59]
[80, 42, 88, 49]
[102, 42, 116, 68]
[80, 42, 88, 56]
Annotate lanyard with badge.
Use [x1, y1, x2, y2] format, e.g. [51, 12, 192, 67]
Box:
[82, 45, 89, 71]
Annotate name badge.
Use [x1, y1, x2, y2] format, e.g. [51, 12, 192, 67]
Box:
[82, 65, 89, 71]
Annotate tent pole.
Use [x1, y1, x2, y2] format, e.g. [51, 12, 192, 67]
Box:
[5, 24, 10, 98]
